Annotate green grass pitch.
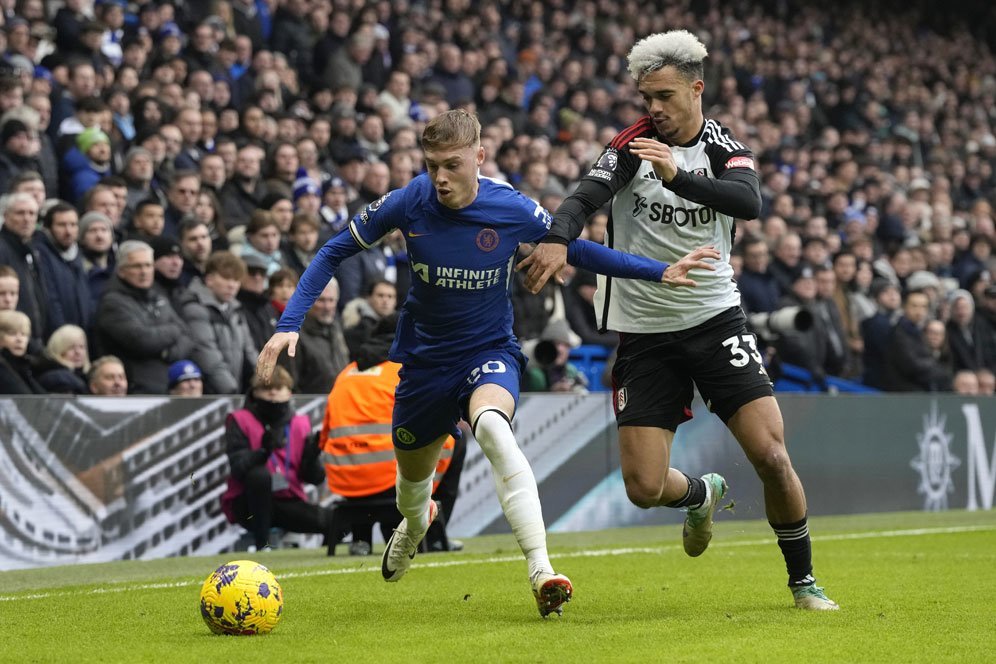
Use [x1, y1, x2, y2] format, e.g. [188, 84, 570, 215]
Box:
[2, 510, 994, 663]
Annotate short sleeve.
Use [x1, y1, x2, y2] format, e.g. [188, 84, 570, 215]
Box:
[517, 192, 554, 244]
[348, 187, 407, 249]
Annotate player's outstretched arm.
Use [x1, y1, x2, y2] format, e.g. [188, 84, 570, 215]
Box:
[255, 230, 364, 382]
[566, 239, 719, 285]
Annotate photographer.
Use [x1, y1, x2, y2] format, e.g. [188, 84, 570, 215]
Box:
[522, 319, 588, 393]
[220, 365, 330, 550]
[760, 267, 834, 383]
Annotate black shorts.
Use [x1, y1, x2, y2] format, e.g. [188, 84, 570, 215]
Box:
[611, 306, 773, 430]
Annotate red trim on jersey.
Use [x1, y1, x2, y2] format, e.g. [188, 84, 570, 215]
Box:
[610, 116, 654, 149]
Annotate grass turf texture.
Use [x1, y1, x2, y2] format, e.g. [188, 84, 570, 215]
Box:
[2, 510, 994, 663]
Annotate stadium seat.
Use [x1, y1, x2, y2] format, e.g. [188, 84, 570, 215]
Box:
[569, 345, 613, 392]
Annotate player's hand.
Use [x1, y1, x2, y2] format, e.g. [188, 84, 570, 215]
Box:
[629, 137, 678, 182]
[256, 332, 299, 382]
[517, 242, 568, 294]
[661, 246, 721, 287]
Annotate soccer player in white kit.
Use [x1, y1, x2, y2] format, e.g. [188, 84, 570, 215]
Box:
[522, 30, 838, 610]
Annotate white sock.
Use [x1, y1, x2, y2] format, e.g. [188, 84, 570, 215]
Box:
[472, 407, 552, 578]
[396, 472, 433, 533]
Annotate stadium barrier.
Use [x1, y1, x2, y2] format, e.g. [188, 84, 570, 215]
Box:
[0, 393, 992, 570]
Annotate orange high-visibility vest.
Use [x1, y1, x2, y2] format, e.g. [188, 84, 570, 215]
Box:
[320, 360, 454, 497]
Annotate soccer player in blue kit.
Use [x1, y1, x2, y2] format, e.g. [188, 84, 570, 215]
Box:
[257, 110, 720, 617]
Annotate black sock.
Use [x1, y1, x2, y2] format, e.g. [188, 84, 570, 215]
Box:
[770, 515, 814, 587]
[664, 473, 706, 509]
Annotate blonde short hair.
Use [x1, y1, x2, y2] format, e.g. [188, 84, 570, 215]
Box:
[0, 309, 30, 336]
[627, 30, 708, 82]
[421, 109, 480, 152]
[46, 324, 91, 373]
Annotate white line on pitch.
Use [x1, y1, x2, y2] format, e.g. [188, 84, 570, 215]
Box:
[1, 524, 993, 603]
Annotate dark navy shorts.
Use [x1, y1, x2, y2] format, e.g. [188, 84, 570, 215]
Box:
[611, 306, 774, 431]
[392, 344, 526, 450]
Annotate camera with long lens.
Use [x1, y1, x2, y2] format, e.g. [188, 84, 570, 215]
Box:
[533, 339, 558, 368]
[748, 306, 813, 341]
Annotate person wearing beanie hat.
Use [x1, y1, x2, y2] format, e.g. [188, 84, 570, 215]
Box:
[78, 210, 116, 303]
[77, 126, 110, 155]
[0, 119, 39, 194]
[79, 211, 115, 238]
[168, 359, 204, 396]
[319, 175, 350, 242]
[0, 118, 30, 147]
[292, 167, 322, 216]
[149, 234, 186, 309]
[66, 126, 112, 204]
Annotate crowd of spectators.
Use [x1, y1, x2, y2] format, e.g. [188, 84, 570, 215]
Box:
[0, 0, 993, 397]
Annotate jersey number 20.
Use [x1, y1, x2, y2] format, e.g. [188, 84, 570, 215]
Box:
[467, 360, 507, 385]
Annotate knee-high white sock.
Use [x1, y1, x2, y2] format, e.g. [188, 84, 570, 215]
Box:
[472, 407, 552, 578]
[396, 471, 433, 533]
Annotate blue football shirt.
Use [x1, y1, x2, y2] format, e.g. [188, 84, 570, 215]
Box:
[278, 174, 668, 366]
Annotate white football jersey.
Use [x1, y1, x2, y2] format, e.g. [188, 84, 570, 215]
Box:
[586, 117, 755, 333]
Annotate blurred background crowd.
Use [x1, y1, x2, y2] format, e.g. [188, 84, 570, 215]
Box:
[0, 0, 994, 397]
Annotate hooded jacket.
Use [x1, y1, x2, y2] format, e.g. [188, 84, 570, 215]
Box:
[178, 278, 258, 394]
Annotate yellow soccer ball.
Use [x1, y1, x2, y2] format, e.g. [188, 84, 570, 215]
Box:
[199, 560, 284, 635]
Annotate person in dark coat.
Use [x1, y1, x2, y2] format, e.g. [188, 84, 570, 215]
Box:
[861, 280, 903, 389]
[220, 143, 268, 231]
[736, 236, 781, 314]
[92, 240, 194, 394]
[237, 253, 280, 351]
[294, 279, 349, 394]
[0, 310, 45, 394]
[563, 269, 619, 347]
[882, 291, 952, 392]
[946, 289, 989, 372]
[33, 202, 93, 335]
[78, 211, 117, 315]
[0, 193, 47, 346]
[0, 119, 43, 194]
[35, 324, 90, 394]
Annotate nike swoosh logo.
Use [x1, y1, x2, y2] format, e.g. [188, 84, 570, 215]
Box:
[407, 230, 430, 237]
[501, 471, 525, 484]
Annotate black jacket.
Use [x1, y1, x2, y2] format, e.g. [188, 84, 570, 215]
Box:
[0, 349, 45, 394]
[0, 226, 48, 342]
[35, 354, 88, 394]
[294, 315, 349, 394]
[220, 179, 267, 230]
[237, 289, 279, 352]
[883, 318, 952, 392]
[93, 276, 194, 394]
[33, 233, 93, 334]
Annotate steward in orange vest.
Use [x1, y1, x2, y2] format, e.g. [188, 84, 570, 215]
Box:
[320, 360, 455, 497]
